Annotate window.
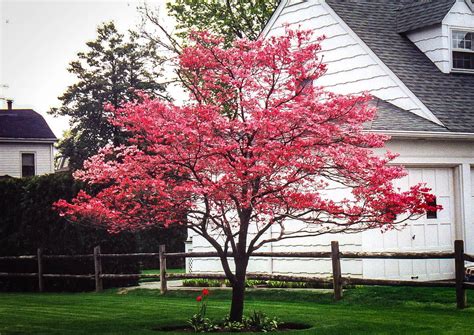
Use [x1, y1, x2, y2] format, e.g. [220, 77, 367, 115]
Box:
[426, 196, 437, 219]
[21, 153, 35, 177]
[452, 30, 474, 71]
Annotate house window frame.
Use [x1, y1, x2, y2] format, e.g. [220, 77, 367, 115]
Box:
[449, 27, 474, 73]
[20, 152, 37, 178]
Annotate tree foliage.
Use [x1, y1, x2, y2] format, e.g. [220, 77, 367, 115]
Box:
[50, 22, 166, 169]
[167, 0, 278, 45]
[55, 30, 437, 321]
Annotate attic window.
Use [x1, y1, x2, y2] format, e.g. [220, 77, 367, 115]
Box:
[452, 30, 474, 71]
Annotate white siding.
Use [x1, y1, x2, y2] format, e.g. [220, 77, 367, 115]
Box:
[0, 142, 54, 177]
[263, 0, 441, 124]
[407, 26, 450, 73]
[444, 1, 474, 28]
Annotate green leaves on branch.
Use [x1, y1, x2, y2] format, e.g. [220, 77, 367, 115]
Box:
[50, 22, 166, 169]
[167, 0, 278, 45]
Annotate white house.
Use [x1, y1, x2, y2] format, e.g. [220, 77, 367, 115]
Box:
[0, 100, 56, 178]
[187, 0, 474, 281]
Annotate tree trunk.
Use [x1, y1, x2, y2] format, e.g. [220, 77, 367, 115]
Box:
[229, 273, 246, 322]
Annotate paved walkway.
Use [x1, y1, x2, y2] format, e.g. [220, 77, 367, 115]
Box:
[117, 279, 332, 294]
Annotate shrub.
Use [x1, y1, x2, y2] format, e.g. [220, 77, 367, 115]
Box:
[182, 278, 333, 289]
[0, 172, 186, 292]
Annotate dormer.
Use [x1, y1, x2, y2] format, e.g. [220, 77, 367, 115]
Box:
[398, 0, 474, 74]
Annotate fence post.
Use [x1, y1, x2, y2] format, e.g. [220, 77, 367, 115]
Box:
[454, 240, 467, 309]
[37, 248, 44, 293]
[93, 245, 103, 292]
[331, 241, 343, 300]
[159, 244, 167, 294]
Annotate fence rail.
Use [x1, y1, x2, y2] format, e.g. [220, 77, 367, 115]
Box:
[0, 240, 473, 308]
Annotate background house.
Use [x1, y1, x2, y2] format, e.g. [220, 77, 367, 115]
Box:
[187, 0, 474, 280]
[0, 100, 56, 178]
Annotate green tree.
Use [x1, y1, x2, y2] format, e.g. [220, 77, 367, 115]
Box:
[50, 22, 166, 169]
[167, 0, 278, 45]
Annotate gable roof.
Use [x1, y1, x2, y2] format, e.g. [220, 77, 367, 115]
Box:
[396, 0, 455, 33]
[0, 109, 57, 141]
[326, 0, 474, 134]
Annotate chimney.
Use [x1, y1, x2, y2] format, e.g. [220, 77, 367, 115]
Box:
[6, 99, 13, 110]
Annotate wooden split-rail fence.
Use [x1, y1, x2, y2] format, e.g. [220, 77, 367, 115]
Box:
[1, 240, 473, 308]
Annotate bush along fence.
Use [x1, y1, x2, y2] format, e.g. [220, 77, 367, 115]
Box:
[1, 240, 473, 308]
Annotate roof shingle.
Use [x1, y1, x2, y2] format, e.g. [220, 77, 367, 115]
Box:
[0, 109, 57, 140]
[368, 99, 448, 132]
[396, 0, 455, 33]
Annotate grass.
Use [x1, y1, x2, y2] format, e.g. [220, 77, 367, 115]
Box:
[141, 268, 185, 275]
[0, 286, 473, 334]
[139, 268, 185, 283]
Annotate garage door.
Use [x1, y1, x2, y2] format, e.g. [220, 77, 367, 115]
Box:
[362, 168, 455, 280]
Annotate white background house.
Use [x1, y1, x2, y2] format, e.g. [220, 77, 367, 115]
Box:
[0, 101, 56, 178]
[188, 0, 474, 280]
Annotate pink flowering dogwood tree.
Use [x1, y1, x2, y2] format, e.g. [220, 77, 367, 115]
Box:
[55, 30, 436, 322]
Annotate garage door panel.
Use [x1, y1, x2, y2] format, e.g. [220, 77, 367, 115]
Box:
[383, 229, 399, 249]
[412, 225, 426, 248]
[398, 227, 412, 249]
[385, 259, 399, 277]
[413, 259, 427, 276]
[438, 224, 452, 246]
[440, 259, 454, 274]
[426, 259, 440, 276]
[437, 196, 451, 221]
[393, 172, 409, 191]
[435, 169, 451, 195]
[399, 260, 413, 277]
[422, 169, 436, 192]
[425, 224, 439, 247]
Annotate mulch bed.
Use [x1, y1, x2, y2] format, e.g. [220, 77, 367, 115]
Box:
[153, 322, 311, 332]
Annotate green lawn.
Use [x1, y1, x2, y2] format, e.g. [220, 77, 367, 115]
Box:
[139, 268, 185, 283]
[0, 287, 473, 334]
[140, 268, 185, 275]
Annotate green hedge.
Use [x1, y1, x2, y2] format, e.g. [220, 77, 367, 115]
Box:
[0, 172, 186, 292]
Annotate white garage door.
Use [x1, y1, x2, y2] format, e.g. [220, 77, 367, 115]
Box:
[362, 168, 455, 280]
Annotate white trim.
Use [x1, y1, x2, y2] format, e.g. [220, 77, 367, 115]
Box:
[368, 129, 474, 139]
[286, 0, 308, 8]
[0, 138, 56, 143]
[50, 143, 55, 173]
[449, 27, 474, 73]
[320, 0, 445, 127]
[260, 0, 288, 38]
[457, 164, 470, 242]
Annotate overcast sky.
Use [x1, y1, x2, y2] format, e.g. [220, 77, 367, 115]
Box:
[0, 0, 168, 138]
